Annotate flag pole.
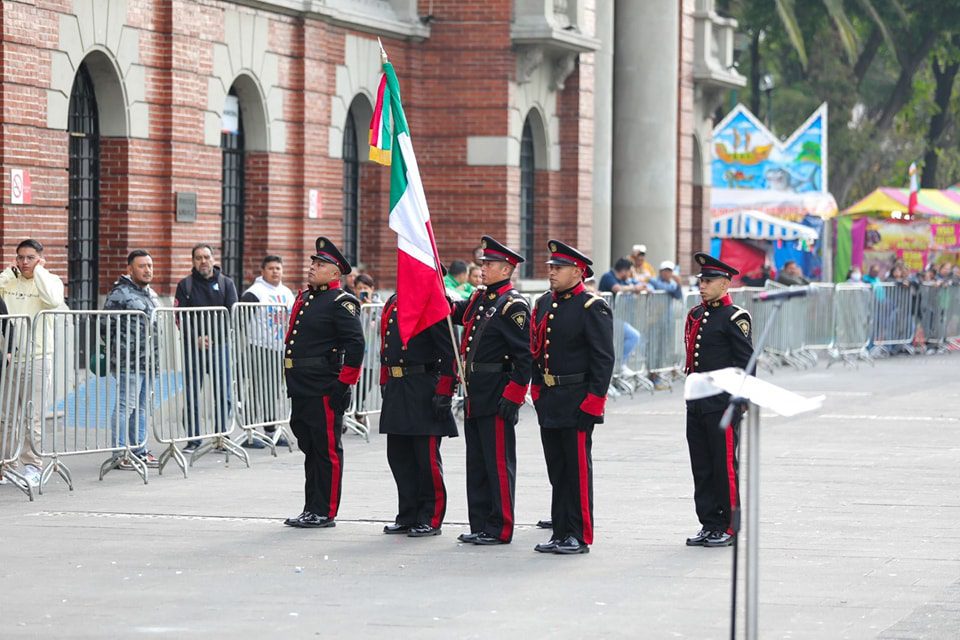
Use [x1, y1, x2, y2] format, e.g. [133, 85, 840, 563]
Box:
[378, 39, 468, 400]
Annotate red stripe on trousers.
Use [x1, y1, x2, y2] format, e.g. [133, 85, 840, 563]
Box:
[324, 397, 341, 518]
[494, 416, 513, 541]
[725, 423, 738, 535]
[577, 430, 594, 545]
[428, 436, 445, 528]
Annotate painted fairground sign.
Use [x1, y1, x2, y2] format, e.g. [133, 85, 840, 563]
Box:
[711, 103, 828, 195]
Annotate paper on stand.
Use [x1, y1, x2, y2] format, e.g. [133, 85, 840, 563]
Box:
[684, 368, 824, 417]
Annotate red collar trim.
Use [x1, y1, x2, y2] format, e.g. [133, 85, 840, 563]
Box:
[702, 293, 733, 307]
[553, 282, 585, 300]
[495, 281, 514, 296]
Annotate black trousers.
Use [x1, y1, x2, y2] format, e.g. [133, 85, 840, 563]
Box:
[386, 434, 447, 528]
[464, 414, 516, 542]
[540, 426, 594, 544]
[290, 395, 344, 518]
[686, 406, 740, 534]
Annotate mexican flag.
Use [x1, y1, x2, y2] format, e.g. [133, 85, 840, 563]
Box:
[370, 59, 450, 344]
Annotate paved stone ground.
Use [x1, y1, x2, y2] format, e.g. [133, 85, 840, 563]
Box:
[2, 354, 959, 639]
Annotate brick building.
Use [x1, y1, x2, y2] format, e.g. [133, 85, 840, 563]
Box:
[0, 0, 737, 303]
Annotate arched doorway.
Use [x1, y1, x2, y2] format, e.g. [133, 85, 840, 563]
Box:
[221, 88, 244, 284]
[519, 117, 536, 279]
[342, 110, 360, 266]
[67, 62, 100, 311]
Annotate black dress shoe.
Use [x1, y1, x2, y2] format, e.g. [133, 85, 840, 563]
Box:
[408, 524, 441, 537]
[457, 532, 479, 543]
[383, 523, 413, 534]
[534, 538, 561, 553]
[685, 529, 711, 546]
[536, 519, 553, 529]
[704, 530, 734, 547]
[554, 536, 589, 554]
[473, 532, 508, 545]
[284, 511, 309, 527]
[292, 512, 336, 528]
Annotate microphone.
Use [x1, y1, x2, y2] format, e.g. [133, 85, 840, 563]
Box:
[753, 286, 813, 302]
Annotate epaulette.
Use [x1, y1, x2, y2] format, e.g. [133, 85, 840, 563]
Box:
[730, 306, 751, 321]
[334, 291, 358, 303]
[584, 293, 608, 309]
[501, 295, 529, 316]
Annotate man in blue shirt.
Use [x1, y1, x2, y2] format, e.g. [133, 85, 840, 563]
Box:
[598, 258, 647, 373]
[648, 261, 684, 300]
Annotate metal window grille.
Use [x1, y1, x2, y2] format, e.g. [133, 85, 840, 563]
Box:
[221, 92, 245, 286]
[342, 113, 360, 266]
[67, 63, 100, 311]
[519, 119, 536, 279]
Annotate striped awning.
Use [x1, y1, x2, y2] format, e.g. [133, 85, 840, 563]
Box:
[712, 209, 819, 241]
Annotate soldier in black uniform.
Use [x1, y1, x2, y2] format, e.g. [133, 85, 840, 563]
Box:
[530, 241, 615, 555]
[683, 252, 753, 547]
[451, 236, 532, 545]
[283, 237, 365, 529]
[379, 288, 459, 538]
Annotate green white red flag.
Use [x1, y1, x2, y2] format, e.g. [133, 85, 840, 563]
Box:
[369, 59, 450, 344]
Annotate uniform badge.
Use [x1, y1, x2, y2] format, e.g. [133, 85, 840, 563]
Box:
[481, 239, 488, 249]
[318, 238, 326, 248]
[736, 318, 750, 336]
[341, 301, 359, 316]
[549, 242, 557, 252]
[696, 254, 706, 265]
[511, 312, 526, 329]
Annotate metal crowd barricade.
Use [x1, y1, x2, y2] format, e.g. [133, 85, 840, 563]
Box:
[646, 290, 683, 379]
[0, 314, 35, 499]
[152, 306, 247, 476]
[343, 302, 385, 441]
[944, 285, 960, 348]
[803, 283, 836, 355]
[869, 282, 916, 355]
[828, 284, 874, 366]
[609, 292, 654, 394]
[33, 309, 153, 491]
[231, 302, 293, 456]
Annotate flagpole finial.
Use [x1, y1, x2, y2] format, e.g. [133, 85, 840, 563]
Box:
[378, 37, 388, 64]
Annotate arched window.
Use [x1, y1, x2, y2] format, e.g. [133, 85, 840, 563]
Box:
[519, 117, 536, 279]
[67, 62, 100, 310]
[342, 111, 360, 266]
[221, 88, 245, 284]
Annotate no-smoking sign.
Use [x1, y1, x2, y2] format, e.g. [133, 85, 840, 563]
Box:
[10, 169, 31, 205]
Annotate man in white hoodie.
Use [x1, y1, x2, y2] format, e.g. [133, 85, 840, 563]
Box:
[239, 255, 295, 448]
[0, 239, 66, 487]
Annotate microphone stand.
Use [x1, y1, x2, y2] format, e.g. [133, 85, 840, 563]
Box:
[721, 297, 786, 640]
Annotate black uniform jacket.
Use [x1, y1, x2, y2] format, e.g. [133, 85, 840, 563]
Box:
[284, 280, 365, 398]
[530, 283, 615, 428]
[378, 294, 458, 437]
[451, 279, 532, 419]
[683, 293, 754, 412]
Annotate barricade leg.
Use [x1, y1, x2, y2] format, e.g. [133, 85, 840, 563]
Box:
[99, 372, 149, 484]
[1, 464, 35, 501]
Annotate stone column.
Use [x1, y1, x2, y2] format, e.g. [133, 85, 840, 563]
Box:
[591, 0, 614, 270]
[612, 0, 679, 265]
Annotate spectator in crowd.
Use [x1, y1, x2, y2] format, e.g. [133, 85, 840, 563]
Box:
[886, 264, 909, 285]
[444, 260, 473, 301]
[936, 262, 956, 283]
[468, 264, 482, 288]
[776, 260, 810, 286]
[239, 255, 296, 449]
[174, 243, 239, 452]
[472, 246, 485, 266]
[648, 261, 684, 300]
[598, 258, 646, 376]
[354, 273, 379, 303]
[102, 250, 160, 470]
[863, 264, 882, 285]
[846, 267, 863, 283]
[741, 262, 774, 287]
[0, 239, 65, 488]
[630, 244, 655, 283]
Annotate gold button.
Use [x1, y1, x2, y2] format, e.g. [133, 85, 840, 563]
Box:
[695, 343, 700, 348]
[549, 314, 554, 319]
[289, 340, 295, 345]
[304, 302, 310, 307]
[332, 348, 338, 352]
[295, 320, 300, 325]
[401, 345, 407, 351]
[504, 355, 509, 360]
[286, 349, 292, 354]
[298, 310, 304, 316]
[545, 354, 550, 359]
[702, 319, 707, 324]
[309, 295, 315, 300]
[694, 361, 699, 366]
[545, 340, 550, 345]
[399, 358, 404, 363]
[479, 306, 484, 311]
[468, 336, 473, 341]
[386, 331, 390, 336]
[292, 330, 298, 335]
[704, 311, 710, 317]
[389, 318, 394, 324]
[552, 302, 558, 308]
[694, 352, 699, 357]
[547, 327, 551, 333]
[466, 347, 470, 352]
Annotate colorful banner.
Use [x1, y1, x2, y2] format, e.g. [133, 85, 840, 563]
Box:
[711, 103, 828, 194]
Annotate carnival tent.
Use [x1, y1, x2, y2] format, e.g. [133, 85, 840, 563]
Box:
[712, 209, 819, 241]
[841, 187, 960, 218]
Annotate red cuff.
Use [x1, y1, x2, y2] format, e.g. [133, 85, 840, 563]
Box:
[579, 392, 606, 417]
[338, 365, 362, 386]
[435, 375, 456, 396]
[530, 384, 541, 402]
[502, 380, 528, 405]
[379, 366, 388, 386]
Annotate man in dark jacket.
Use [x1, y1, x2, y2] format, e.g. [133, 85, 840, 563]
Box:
[102, 250, 161, 471]
[282, 237, 365, 529]
[530, 241, 614, 555]
[379, 290, 458, 538]
[451, 236, 532, 545]
[683, 252, 754, 548]
[174, 244, 239, 451]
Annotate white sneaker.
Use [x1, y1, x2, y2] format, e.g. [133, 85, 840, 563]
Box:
[22, 464, 42, 488]
[620, 365, 638, 377]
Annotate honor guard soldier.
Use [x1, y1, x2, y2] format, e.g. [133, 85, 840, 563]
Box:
[283, 237, 365, 529]
[683, 252, 753, 547]
[451, 236, 532, 545]
[530, 241, 615, 555]
[379, 285, 459, 538]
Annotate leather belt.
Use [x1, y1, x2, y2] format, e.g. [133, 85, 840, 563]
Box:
[284, 356, 342, 370]
[384, 363, 437, 378]
[468, 362, 513, 373]
[541, 372, 586, 387]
